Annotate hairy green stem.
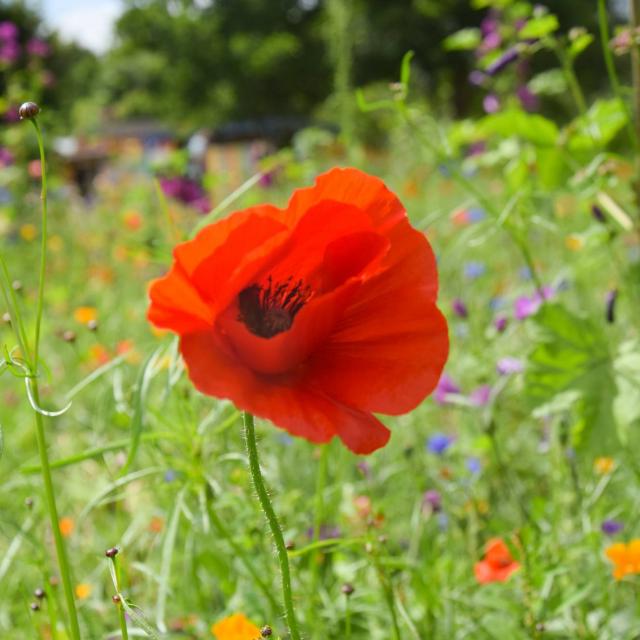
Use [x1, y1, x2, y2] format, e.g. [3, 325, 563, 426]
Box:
[631, 0, 640, 224]
[243, 412, 301, 640]
[26, 115, 82, 640]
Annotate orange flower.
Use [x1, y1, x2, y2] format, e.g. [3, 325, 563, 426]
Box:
[594, 457, 615, 475]
[211, 613, 261, 640]
[88, 344, 111, 366]
[74, 306, 97, 325]
[59, 517, 75, 537]
[123, 210, 143, 231]
[20, 223, 38, 242]
[75, 583, 92, 600]
[605, 540, 640, 579]
[474, 538, 520, 584]
[148, 168, 449, 454]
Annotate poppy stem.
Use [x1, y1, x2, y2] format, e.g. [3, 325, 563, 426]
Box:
[243, 412, 302, 640]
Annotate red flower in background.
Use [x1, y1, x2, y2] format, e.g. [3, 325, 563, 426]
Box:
[474, 538, 521, 584]
[148, 168, 448, 454]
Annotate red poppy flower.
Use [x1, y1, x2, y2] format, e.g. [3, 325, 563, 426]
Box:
[474, 538, 521, 584]
[147, 167, 448, 454]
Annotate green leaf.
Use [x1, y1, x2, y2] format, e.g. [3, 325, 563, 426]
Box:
[443, 28, 482, 51]
[536, 147, 569, 189]
[569, 33, 594, 59]
[518, 14, 559, 40]
[566, 98, 629, 151]
[613, 340, 640, 443]
[526, 304, 616, 451]
[477, 109, 559, 147]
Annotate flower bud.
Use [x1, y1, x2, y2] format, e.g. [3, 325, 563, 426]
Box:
[260, 626, 273, 637]
[33, 587, 46, 600]
[105, 546, 119, 558]
[18, 102, 40, 120]
[341, 583, 355, 596]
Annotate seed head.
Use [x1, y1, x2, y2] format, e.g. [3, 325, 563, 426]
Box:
[87, 319, 99, 332]
[34, 587, 46, 600]
[112, 594, 121, 605]
[62, 330, 77, 343]
[105, 546, 119, 559]
[341, 582, 355, 596]
[19, 102, 40, 120]
[24, 497, 34, 509]
[30, 602, 40, 612]
[260, 626, 273, 637]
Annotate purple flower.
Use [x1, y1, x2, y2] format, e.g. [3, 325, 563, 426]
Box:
[0, 21, 18, 41]
[423, 489, 442, 512]
[466, 141, 487, 157]
[591, 204, 606, 224]
[481, 12, 500, 38]
[26, 38, 50, 57]
[307, 524, 341, 540]
[159, 176, 211, 213]
[427, 433, 454, 455]
[517, 85, 539, 112]
[467, 207, 486, 222]
[0, 40, 20, 63]
[469, 385, 491, 407]
[497, 357, 524, 375]
[434, 373, 461, 405]
[356, 461, 370, 477]
[163, 469, 178, 482]
[452, 298, 468, 318]
[494, 315, 508, 332]
[486, 47, 519, 76]
[0, 147, 13, 168]
[483, 94, 501, 113]
[480, 31, 502, 54]
[466, 457, 482, 474]
[606, 289, 617, 324]
[463, 261, 485, 279]
[514, 287, 554, 320]
[469, 70, 487, 87]
[3, 106, 19, 122]
[601, 519, 624, 536]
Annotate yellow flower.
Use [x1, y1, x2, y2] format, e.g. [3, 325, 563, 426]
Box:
[606, 540, 640, 580]
[594, 457, 615, 475]
[20, 223, 38, 242]
[565, 235, 583, 251]
[211, 613, 261, 640]
[75, 583, 92, 600]
[48, 234, 64, 252]
[73, 306, 97, 325]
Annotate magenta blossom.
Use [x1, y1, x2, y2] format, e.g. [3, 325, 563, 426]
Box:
[434, 373, 461, 405]
[27, 38, 50, 57]
[469, 385, 491, 407]
[483, 94, 500, 114]
[0, 21, 18, 41]
[514, 286, 554, 320]
[0, 40, 20, 63]
[0, 147, 14, 168]
[159, 176, 211, 214]
[497, 357, 524, 375]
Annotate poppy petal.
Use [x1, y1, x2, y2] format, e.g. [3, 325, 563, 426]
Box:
[307, 225, 448, 415]
[180, 331, 390, 453]
[175, 204, 284, 277]
[284, 167, 406, 229]
[148, 264, 213, 333]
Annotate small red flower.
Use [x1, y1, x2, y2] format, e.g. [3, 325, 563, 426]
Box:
[148, 168, 449, 454]
[474, 538, 521, 584]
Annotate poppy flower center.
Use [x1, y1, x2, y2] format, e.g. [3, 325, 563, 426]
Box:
[238, 276, 312, 338]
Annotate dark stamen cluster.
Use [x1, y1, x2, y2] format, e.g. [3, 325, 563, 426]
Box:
[238, 276, 312, 338]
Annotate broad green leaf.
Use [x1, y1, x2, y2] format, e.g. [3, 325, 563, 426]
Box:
[477, 109, 558, 147]
[526, 304, 616, 450]
[443, 28, 481, 51]
[569, 33, 594, 59]
[566, 98, 628, 151]
[613, 340, 640, 442]
[536, 147, 569, 189]
[519, 14, 559, 40]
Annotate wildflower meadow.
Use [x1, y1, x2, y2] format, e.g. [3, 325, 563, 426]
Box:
[1, 1, 640, 638]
